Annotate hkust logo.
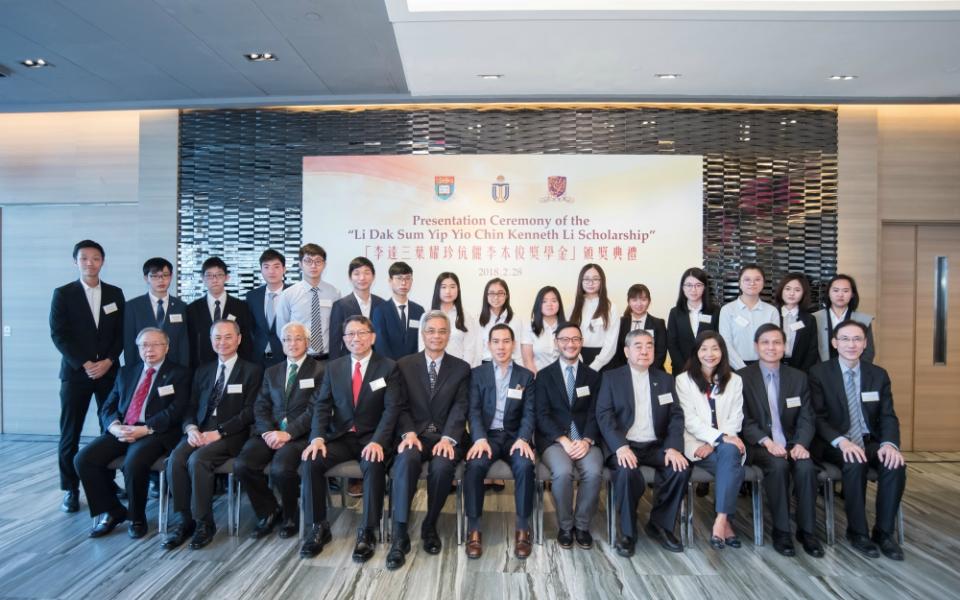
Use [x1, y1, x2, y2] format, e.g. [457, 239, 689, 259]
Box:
[435, 176, 455, 201]
[491, 175, 510, 203]
[541, 175, 574, 203]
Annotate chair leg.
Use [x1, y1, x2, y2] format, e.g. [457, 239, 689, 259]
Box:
[536, 479, 544, 545]
[751, 480, 763, 546]
[340, 477, 347, 508]
[897, 505, 905, 545]
[680, 482, 691, 547]
[606, 480, 615, 545]
[227, 474, 237, 536]
[382, 478, 391, 544]
[235, 480, 242, 536]
[824, 479, 835, 546]
[159, 471, 168, 534]
[456, 480, 464, 545]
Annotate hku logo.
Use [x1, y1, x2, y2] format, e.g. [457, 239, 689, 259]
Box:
[435, 176, 455, 201]
[491, 175, 510, 203]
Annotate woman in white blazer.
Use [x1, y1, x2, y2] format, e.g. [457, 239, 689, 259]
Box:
[676, 331, 746, 550]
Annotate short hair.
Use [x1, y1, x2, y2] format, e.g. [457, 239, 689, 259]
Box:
[488, 323, 515, 342]
[259, 249, 285, 266]
[201, 256, 229, 274]
[739, 263, 765, 280]
[624, 328, 654, 347]
[343, 314, 373, 334]
[209, 319, 241, 336]
[754, 323, 786, 344]
[389, 262, 413, 277]
[142, 257, 173, 276]
[280, 321, 310, 340]
[135, 327, 169, 346]
[422, 310, 450, 329]
[73, 240, 104, 259]
[832, 319, 868, 339]
[299, 244, 326, 261]
[554, 322, 581, 337]
[348, 256, 375, 276]
[826, 274, 861, 312]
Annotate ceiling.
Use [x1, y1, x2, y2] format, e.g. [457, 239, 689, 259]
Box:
[1, 0, 959, 111]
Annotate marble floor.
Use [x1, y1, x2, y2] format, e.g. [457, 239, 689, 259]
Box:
[1, 435, 958, 600]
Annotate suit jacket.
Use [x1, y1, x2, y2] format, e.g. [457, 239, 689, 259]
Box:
[328, 293, 386, 360]
[534, 359, 602, 453]
[372, 298, 425, 360]
[186, 294, 255, 368]
[309, 352, 401, 448]
[607, 314, 667, 371]
[813, 309, 876, 363]
[595, 365, 685, 460]
[675, 371, 744, 460]
[253, 356, 324, 439]
[49, 280, 125, 382]
[123, 293, 190, 368]
[184, 357, 263, 436]
[395, 351, 471, 444]
[781, 310, 819, 372]
[468, 361, 536, 443]
[100, 360, 191, 448]
[808, 358, 899, 447]
[245, 283, 291, 367]
[738, 363, 815, 448]
[666, 306, 720, 373]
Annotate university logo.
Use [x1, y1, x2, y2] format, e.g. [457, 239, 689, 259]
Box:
[491, 175, 510, 203]
[435, 176, 455, 201]
[540, 175, 574, 203]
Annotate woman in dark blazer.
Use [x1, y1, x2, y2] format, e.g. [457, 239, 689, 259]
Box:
[607, 283, 667, 371]
[773, 273, 819, 372]
[666, 267, 720, 375]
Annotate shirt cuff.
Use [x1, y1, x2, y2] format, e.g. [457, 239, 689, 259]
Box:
[831, 436, 846, 448]
[880, 441, 900, 451]
[713, 433, 724, 446]
[442, 435, 457, 446]
[758, 436, 770, 447]
[185, 424, 199, 434]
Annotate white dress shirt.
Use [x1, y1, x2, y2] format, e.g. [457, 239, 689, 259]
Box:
[275, 280, 341, 354]
[626, 368, 657, 443]
[206, 291, 228, 322]
[521, 319, 560, 371]
[81, 279, 102, 327]
[580, 297, 619, 371]
[719, 298, 780, 369]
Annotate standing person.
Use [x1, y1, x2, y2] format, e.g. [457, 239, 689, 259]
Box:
[608, 284, 667, 371]
[123, 257, 189, 369]
[478, 278, 523, 363]
[666, 267, 720, 374]
[275, 243, 341, 361]
[569, 263, 619, 371]
[246, 248, 290, 368]
[328, 256, 385, 360]
[675, 331, 746, 550]
[813, 274, 876, 364]
[186, 257, 255, 368]
[50, 240, 126, 513]
[773, 273, 819, 372]
[371, 261, 424, 360]
[420, 272, 481, 367]
[719, 264, 779, 370]
[520, 286, 566, 375]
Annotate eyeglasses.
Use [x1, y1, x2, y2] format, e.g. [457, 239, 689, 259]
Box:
[343, 330, 373, 340]
[582, 277, 602, 284]
[683, 282, 705, 289]
[301, 257, 325, 266]
[836, 336, 865, 344]
[392, 275, 413, 283]
[487, 291, 507, 298]
[556, 336, 583, 344]
[281, 336, 307, 343]
[138, 342, 168, 349]
[148, 272, 172, 281]
[423, 328, 449, 336]
[203, 273, 226, 281]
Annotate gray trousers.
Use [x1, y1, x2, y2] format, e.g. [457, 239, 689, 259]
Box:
[541, 443, 603, 531]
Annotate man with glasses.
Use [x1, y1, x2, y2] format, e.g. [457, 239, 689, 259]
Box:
[810, 320, 906, 561]
[299, 316, 401, 562]
[371, 261, 424, 360]
[535, 323, 603, 549]
[124, 257, 190, 369]
[275, 244, 340, 362]
[186, 257, 254, 368]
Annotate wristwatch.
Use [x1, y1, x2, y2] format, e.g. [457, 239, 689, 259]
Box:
[217, 425, 226, 437]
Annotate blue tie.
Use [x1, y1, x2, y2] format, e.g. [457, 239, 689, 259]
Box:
[156, 298, 165, 327]
[566, 365, 581, 441]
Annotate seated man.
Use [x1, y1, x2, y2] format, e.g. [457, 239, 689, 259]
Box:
[235, 322, 325, 540]
[386, 310, 471, 569]
[463, 324, 536, 560]
[809, 320, 906, 561]
[535, 322, 603, 549]
[162, 320, 262, 550]
[299, 315, 401, 562]
[596, 329, 690, 556]
[76, 327, 189, 538]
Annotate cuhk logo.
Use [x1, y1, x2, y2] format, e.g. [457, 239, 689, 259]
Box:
[491, 175, 510, 203]
[541, 175, 573, 203]
[435, 176, 455, 201]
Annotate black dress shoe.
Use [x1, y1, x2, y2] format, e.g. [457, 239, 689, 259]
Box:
[847, 533, 880, 558]
[148, 479, 160, 499]
[61, 490, 79, 513]
[352, 527, 377, 563]
[422, 527, 442, 554]
[709, 535, 725, 550]
[557, 528, 574, 549]
[724, 535, 742, 549]
[644, 522, 683, 553]
[872, 531, 904, 561]
[90, 511, 127, 538]
[161, 521, 195, 550]
[574, 528, 594, 549]
[278, 518, 299, 539]
[614, 535, 636, 557]
[300, 522, 332, 558]
[386, 535, 411, 570]
[773, 533, 796, 557]
[250, 508, 282, 539]
[797, 531, 824, 558]
[189, 521, 217, 549]
[128, 521, 148, 539]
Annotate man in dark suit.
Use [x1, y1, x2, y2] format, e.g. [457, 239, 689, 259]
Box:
[535, 322, 603, 550]
[596, 329, 690, 556]
[810, 320, 906, 561]
[739, 323, 823, 558]
[371, 261, 424, 360]
[328, 257, 385, 360]
[463, 324, 536, 560]
[186, 256, 255, 368]
[75, 328, 190, 538]
[123, 257, 190, 369]
[235, 321, 324, 540]
[245, 249, 290, 368]
[162, 320, 262, 550]
[299, 315, 401, 562]
[49, 239, 126, 513]
[385, 310, 470, 569]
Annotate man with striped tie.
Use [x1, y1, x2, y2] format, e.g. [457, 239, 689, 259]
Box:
[275, 244, 340, 363]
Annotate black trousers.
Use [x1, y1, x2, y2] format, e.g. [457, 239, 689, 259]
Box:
[390, 434, 464, 532]
[463, 429, 535, 525]
[748, 447, 818, 536]
[58, 376, 115, 491]
[301, 432, 391, 530]
[606, 442, 691, 538]
[74, 432, 167, 522]
[235, 435, 308, 520]
[167, 433, 246, 524]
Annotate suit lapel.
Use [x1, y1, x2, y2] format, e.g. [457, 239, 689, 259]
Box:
[418, 353, 434, 398]
[74, 282, 100, 332]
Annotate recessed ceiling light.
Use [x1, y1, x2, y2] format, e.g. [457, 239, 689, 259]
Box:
[477, 74, 503, 80]
[654, 73, 681, 79]
[828, 74, 857, 81]
[245, 52, 278, 62]
[21, 58, 53, 68]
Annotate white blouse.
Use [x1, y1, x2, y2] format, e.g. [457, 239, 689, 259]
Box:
[521, 319, 560, 371]
[579, 297, 619, 371]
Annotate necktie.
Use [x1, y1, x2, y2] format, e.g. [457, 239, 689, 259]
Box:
[399, 305, 407, 344]
[267, 292, 277, 329]
[156, 299, 165, 327]
[124, 367, 155, 425]
[632, 320, 642, 331]
[285, 362, 298, 399]
[310, 287, 324, 353]
[352, 361, 362, 407]
[844, 369, 866, 447]
[566, 365, 581, 440]
[707, 383, 719, 429]
[429, 359, 438, 394]
[766, 372, 787, 447]
[213, 299, 222, 322]
[209, 364, 226, 420]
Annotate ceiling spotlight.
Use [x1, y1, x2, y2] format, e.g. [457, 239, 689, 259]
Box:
[21, 58, 53, 68]
[245, 52, 278, 62]
[654, 73, 681, 79]
[477, 74, 503, 80]
[828, 74, 857, 81]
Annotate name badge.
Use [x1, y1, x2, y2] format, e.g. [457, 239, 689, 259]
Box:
[103, 302, 118, 315]
[318, 298, 333, 309]
[299, 378, 315, 389]
[861, 391, 879, 403]
[734, 315, 750, 328]
[507, 387, 524, 399]
[789, 321, 805, 332]
[369, 377, 386, 391]
[576, 386, 590, 398]
[658, 393, 673, 405]
[786, 396, 802, 408]
[158, 385, 175, 397]
[409, 319, 420, 328]
[226, 314, 237, 321]
[227, 384, 243, 394]
[169, 313, 183, 323]
[698, 314, 712, 324]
